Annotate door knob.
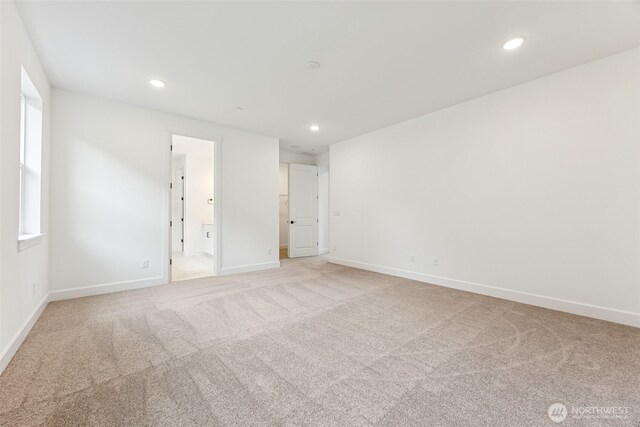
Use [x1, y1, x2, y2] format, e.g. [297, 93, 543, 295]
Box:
[290, 220, 296, 224]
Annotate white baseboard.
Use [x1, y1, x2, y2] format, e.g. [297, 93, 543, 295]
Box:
[48, 277, 166, 301]
[0, 261, 280, 374]
[219, 261, 280, 276]
[328, 257, 640, 328]
[319, 248, 330, 255]
[0, 293, 49, 374]
[0, 277, 166, 375]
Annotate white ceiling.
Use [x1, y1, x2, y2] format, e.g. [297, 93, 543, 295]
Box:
[17, 1, 640, 153]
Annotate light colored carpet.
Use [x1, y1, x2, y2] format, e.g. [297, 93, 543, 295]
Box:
[1, 256, 639, 426]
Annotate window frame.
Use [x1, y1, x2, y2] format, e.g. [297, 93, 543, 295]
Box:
[17, 67, 45, 251]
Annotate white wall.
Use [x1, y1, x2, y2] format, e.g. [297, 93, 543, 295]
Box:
[315, 152, 329, 167]
[330, 48, 640, 327]
[172, 135, 214, 255]
[318, 165, 330, 254]
[316, 152, 330, 255]
[0, 0, 51, 372]
[279, 149, 315, 165]
[50, 89, 279, 294]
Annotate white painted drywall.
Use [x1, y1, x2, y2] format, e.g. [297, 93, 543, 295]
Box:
[330, 48, 640, 325]
[318, 165, 330, 254]
[50, 89, 279, 291]
[279, 150, 315, 165]
[279, 163, 289, 248]
[172, 135, 214, 255]
[0, 0, 51, 371]
[315, 152, 329, 167]
[316, 152, 330, 254]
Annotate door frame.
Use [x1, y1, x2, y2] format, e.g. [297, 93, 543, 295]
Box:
[165, 132, 222, 282]
[171, 163, 186, 253]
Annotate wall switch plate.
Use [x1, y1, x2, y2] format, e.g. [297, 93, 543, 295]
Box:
[409, 255, 415, 263]
[432, 257, 439, 267]
[141, 259, 149, 269]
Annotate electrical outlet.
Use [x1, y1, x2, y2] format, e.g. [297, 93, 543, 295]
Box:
[432, 257, 439, 267]
[141, 259, 149, 269]
[267, 248, 272, 255]
[409, 255, 415, 263]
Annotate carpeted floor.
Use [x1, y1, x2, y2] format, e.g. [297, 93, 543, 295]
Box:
[1, 256, 639, 426]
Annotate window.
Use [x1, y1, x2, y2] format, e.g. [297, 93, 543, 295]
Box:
[18, 67, 44, 251]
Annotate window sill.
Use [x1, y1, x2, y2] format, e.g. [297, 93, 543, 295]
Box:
[18, 233, 45, 252]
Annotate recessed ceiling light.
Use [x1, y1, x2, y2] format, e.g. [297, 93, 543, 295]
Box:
[309, 124, 320, 132]
[502, 36, 525, 50]
[307, 61, 321, 70]
[149, 79, 166, 88]
[291, 145, 300, 149]
[235, 106, 243, 111]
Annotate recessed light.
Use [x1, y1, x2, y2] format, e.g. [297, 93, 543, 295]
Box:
[309, 124, 320, 132]
[235, 106, 243, 111]
[291, 145, 300, 149]
[307, 61, 321, 70]
[149, 79, 166, 88]
[502, 36, 525, 50]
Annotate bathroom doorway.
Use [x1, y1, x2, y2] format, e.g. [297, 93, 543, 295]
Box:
[170, 134, 216, 281]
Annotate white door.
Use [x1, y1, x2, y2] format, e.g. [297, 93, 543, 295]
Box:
[288, 163, 318, 258]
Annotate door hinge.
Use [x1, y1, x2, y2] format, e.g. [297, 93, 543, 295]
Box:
[170, 183, 173, 189]
[170, 220, 172, 227]
[181, 239, 183, 243]
[170, 145, 173, 151]
[181, 176, 184, 180]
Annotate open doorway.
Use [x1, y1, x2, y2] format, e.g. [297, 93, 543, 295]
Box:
[279, 163, 289, 260]
[170, 134, 215, 281]
[280, 160, 329, 259]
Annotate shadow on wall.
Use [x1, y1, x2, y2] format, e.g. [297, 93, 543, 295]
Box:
[64, 141, 163, 285]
